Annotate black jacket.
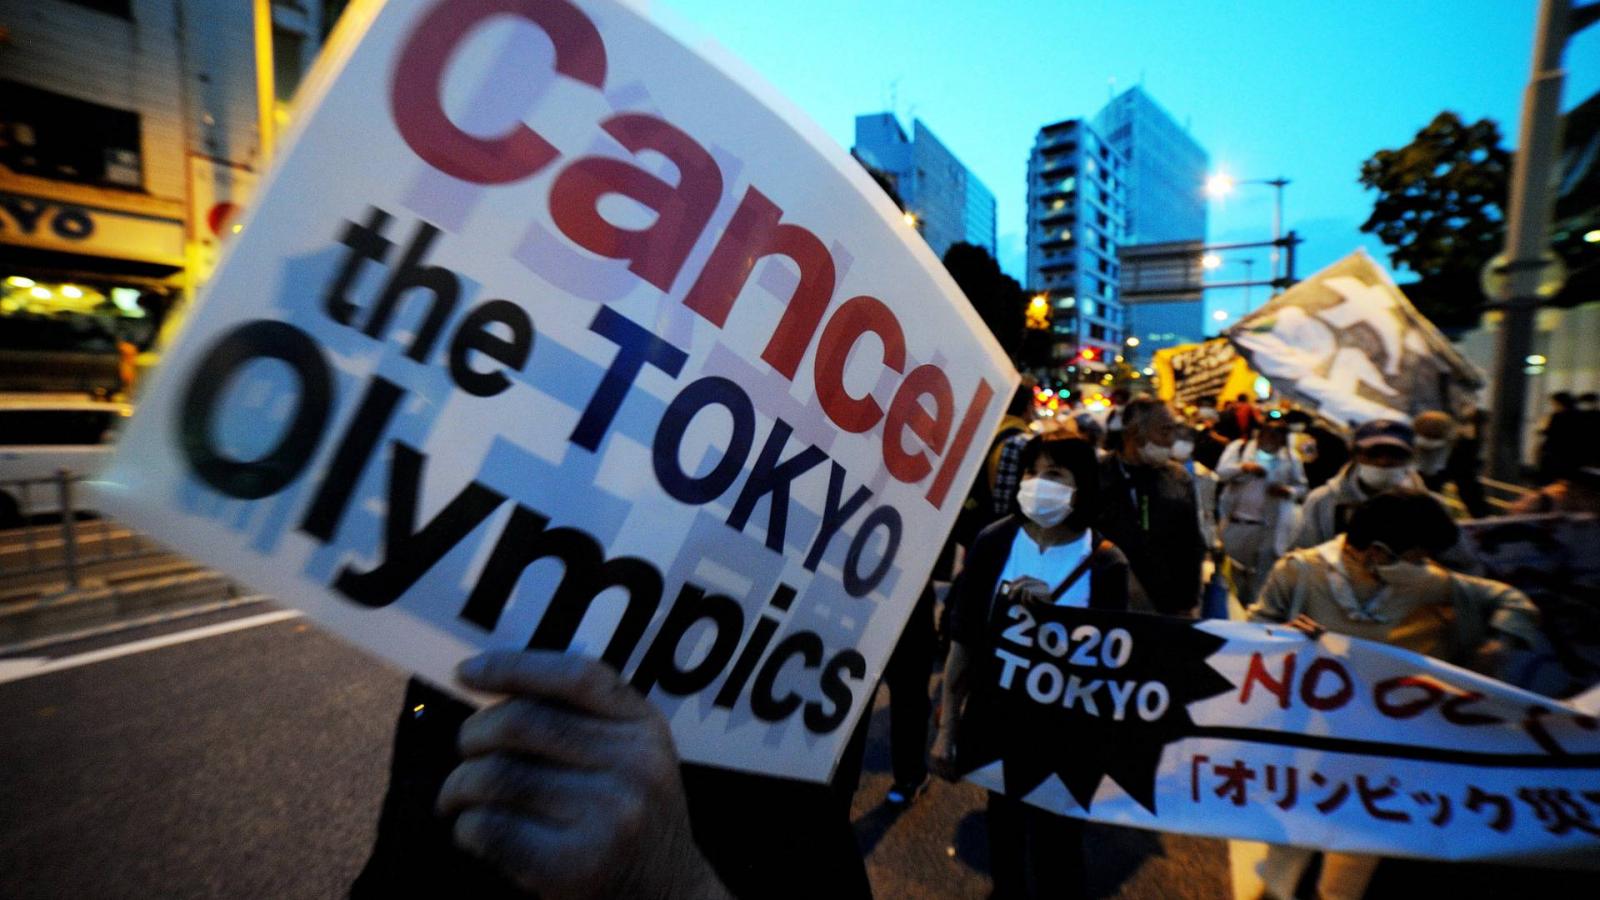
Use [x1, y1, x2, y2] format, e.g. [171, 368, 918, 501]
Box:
[1095, 455, 1204, 615]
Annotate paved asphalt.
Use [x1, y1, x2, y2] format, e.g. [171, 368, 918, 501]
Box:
[0, 604, 1228, 899]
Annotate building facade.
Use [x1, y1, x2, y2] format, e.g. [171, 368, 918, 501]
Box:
[1093, 87, 1208, 358]
[853, 112, 997, 260]
[1026, 118, 1127, 367]
[0, 0, 325, 391]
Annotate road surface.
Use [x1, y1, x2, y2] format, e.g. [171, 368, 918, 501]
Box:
[0, 601, 1233, 898]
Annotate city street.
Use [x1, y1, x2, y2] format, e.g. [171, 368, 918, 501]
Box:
[0, 600, 1231, 899]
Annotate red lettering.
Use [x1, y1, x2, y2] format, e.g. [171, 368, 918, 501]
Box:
[391, 0, 606, 184]
[549, 114, 723, 291]
[811, 296, 905, 433]
[681, 187, 836, 379]
[1440, 690, 1503, 727]
[924, 377, 994, 509]
[1373, 675, 1445, 719]
[883, 365, 954, 483]
[1298, 656, 1354, 711]
[1239, 651, 1294, 709]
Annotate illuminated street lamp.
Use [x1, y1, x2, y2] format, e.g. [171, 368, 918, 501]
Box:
[1025, 293, 1050, 330]
[1201, 253, 1223, 270]
[1212, 309, 1230, 322]
[1125, 336, 1140, 348]
[902, 211, 919, 228]
[1206, 172, 1291, 283]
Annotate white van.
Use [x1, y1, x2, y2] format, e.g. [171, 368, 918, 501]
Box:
[0, 395, 131, 526]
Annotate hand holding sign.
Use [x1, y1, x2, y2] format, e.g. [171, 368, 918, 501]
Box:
[439, 652, 730, 900]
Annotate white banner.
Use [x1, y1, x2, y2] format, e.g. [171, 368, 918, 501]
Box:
[91, 0, 1016, 783]
[956, 605, 1600, 865]
[1225, 249, 1483, 428]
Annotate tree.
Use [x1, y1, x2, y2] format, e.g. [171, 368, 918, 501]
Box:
[1358, 112, 1511, 329]
[941, 242, 1025, 360]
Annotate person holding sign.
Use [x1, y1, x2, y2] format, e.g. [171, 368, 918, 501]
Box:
[353, 670, 873, 899]
[1247, 490, 1543, 900]
[931, 436, 1130, 899]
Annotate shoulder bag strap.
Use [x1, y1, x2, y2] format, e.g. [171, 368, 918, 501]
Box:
[1048, 537, 1114, 603]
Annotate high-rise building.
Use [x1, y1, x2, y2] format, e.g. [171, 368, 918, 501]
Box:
[853, 113, 997, 260]
[1025, 119, 1127, 367]
[1093, 87, 1210, 355]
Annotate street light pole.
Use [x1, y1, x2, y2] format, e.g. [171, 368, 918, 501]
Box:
[1486, 0, 1575, 482]
[1206, 174, 1291, 288]
[1265, 177, 1289, 288]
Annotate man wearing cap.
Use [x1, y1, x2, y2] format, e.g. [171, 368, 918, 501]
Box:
[1290, 420, 1474, 563]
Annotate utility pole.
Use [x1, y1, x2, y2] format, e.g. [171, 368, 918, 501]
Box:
[1484, 0, 1598, 481]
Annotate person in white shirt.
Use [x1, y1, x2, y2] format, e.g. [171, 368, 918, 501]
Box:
[1216, 420, 1307, 604]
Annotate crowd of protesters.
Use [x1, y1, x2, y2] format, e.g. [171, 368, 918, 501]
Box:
[345, 384, 1595, 900]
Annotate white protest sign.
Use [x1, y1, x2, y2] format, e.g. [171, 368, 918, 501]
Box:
[955, 605, 1600, 865]
[91, 0, 1017, 783]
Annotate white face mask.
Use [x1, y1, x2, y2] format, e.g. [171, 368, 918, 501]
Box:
[1415, 437, 1449, 451]
[1255, 448, 1278, 465]
[1017, 477, 1074, 528]
[1139, 442, 1173, 466]
[1171, 439, 1195, 462]
[1357, 462, 1411, 493]
[1288, 423, 1308, 434]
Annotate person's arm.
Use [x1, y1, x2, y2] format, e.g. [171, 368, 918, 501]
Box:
[1472, 577, 1544, 650]
[1287, 489, 1325, 550]
[1215, 440, 1248, 481]
[438, 652, 732, 900]
[929, 641, 973, 780]
[1247, 557, 1297, 624]
[1282, 451, 1309, 500]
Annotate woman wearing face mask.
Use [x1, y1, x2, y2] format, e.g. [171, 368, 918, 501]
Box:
[1246, 490, 1542, 900]
[929, 436, 1129, 899]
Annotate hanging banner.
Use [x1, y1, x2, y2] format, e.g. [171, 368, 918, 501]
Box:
[90, 0, 1016, 783]
[1225, 249, 1483, 428]
[1152, 338, 1258, 409]
[954, 605, 1600, 865]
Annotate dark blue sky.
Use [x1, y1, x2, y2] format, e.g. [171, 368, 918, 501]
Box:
[661, 0, 1600, 329]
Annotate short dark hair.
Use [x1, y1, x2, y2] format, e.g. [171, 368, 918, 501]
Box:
[1119, 395, 1171, 448]
[1345, 490, 1459, 555]
[1015, 436, 1101, 531]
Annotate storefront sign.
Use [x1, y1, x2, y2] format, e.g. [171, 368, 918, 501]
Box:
[0, 191, 184, 265]
[92, 0, 1016, 783]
